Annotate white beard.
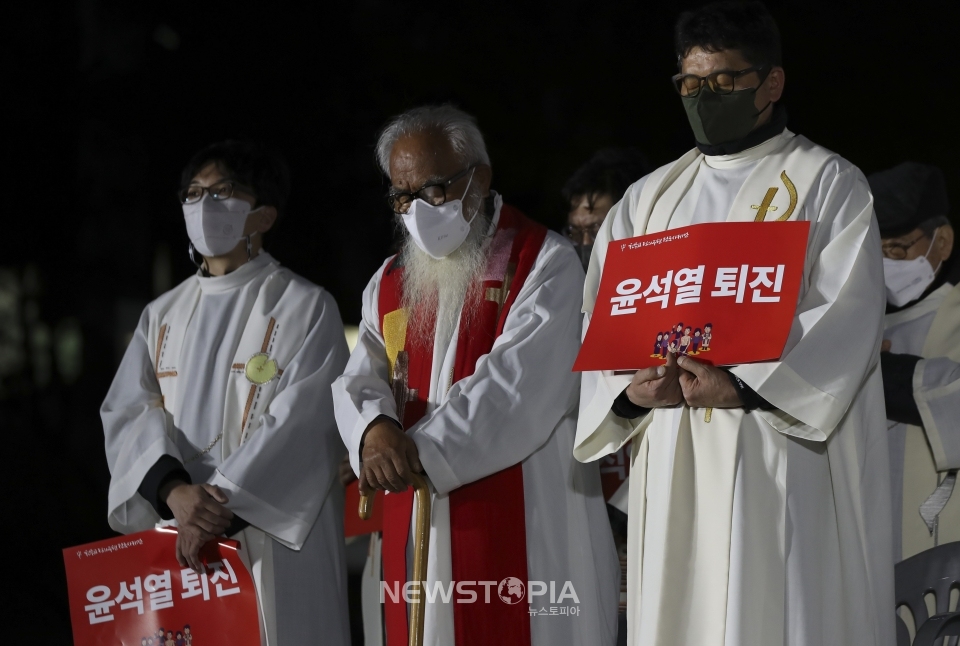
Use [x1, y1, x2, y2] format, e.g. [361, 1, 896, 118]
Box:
[399, 187, 491, 348]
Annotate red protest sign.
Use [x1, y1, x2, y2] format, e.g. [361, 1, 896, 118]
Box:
[344, 481, 383, 537]
[574, 221, 810, 372]
[63, 528, 260, 646]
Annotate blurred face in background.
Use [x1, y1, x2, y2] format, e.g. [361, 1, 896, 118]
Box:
[566, 192, 615, 271]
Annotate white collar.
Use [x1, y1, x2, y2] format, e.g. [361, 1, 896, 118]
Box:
[703, 129, 794, 169]
[196, 251, 277, 294]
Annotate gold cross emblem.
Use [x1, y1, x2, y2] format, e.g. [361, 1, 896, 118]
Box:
[751, 188, 780, 222]
[750, 171, 799, 222]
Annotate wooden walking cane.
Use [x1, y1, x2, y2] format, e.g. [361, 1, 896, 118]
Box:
[359, 473, 431, 646]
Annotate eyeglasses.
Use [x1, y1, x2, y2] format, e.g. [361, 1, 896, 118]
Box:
[671, 65, 770, 97]
[881, 232, 928, 260]
[386, 166, 475, 214]
[178, 180, 254, 205]
[564, 222, 603, 244]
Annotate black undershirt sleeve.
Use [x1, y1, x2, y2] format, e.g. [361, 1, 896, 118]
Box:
[138, 455, 192, 520]
[225, 516, 251, 536]
[723, 370, 778, 412]
[880, 351, 923, 426]
[138, 455, 249, 535]
[611, 390, 651, 419]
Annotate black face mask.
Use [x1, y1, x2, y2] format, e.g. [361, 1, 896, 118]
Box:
[681, 85, 772, 146]
[574, 242, 593, 272]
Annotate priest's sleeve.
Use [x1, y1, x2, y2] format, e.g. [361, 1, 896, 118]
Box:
[331, 259, 399, 477]
[730, 165, 886, 442]
[101, 309, 183, 533]
[209, 290, 350, 550]
[408, 238, 585, 495]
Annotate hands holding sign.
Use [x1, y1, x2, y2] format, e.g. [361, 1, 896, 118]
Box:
[625, 350, 741, 410]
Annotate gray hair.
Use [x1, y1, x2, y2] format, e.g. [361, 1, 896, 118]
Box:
[376, 104, 491, 178]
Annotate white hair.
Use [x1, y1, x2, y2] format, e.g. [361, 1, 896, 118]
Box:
[376, 104, 491, 177]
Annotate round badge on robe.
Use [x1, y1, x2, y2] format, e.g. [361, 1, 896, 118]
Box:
[245, 352, 279, 385]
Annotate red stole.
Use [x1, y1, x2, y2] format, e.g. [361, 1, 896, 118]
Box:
[378, 204, 547, 646]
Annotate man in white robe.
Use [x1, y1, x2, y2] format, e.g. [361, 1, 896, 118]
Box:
[574, 3, 895, 645]
[870, 162, 960, 560]
[101, 141, 351, 645]
[332, 105, 619, 646]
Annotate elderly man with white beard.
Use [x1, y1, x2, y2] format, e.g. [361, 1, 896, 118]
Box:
[332, 105, 620, 646]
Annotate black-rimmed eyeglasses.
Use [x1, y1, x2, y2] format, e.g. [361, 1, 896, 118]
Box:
[178, 180, 255, 205]
[671, 65, 770, 97]
[882, 232, 929, 260]
[386, 165, 476, 214]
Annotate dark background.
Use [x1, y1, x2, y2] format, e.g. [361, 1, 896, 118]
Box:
[5, 0, 959, 640]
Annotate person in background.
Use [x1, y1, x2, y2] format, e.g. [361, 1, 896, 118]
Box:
[564, 149, 651, 645]
[870, 161, 959, 561]
[563, 148, 651, 271]
[100, 140, 351, 645]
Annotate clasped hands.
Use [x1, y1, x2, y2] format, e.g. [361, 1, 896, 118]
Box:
[161, 481, 234, 574]
[357, 417, 424, 496]
[625, 350, 741, 410]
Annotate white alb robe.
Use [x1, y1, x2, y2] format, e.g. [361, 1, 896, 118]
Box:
[332, 207, 621, 646]
[574, 131, 896, 646]
[102, 252, 351, 646]
[883, 280, 960, 560]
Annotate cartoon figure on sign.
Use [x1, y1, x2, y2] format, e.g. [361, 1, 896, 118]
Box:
[679, 327, 692, 355]
[702, 323, 713, 351]
[183, 625, 193, 646]
[661, 332, 670, 357]
[653, 332, 664, 358]
[141, 639, 148, 646]
[157, 629, 165, 642]
[166, 631, 175, 646]
[147, 639, 155, 646]
[672, 322, 684, 344]
[692, 328, 702, 354]
[175, 631, 185, 646]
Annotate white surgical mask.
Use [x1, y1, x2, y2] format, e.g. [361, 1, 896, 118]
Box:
[882, 229, 941, 307]
[401, 169, 477, 259]
[183, 195, 259, 258]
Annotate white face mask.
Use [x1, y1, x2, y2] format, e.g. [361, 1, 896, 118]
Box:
[183, 195, 259, 258]
[882, 229, 941, 307]
[401, 169, 477, 260]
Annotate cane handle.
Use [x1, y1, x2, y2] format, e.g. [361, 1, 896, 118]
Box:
[358, 490, 373, 520]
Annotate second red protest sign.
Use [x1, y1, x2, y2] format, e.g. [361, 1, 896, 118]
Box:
[63, 528, 261, 646]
